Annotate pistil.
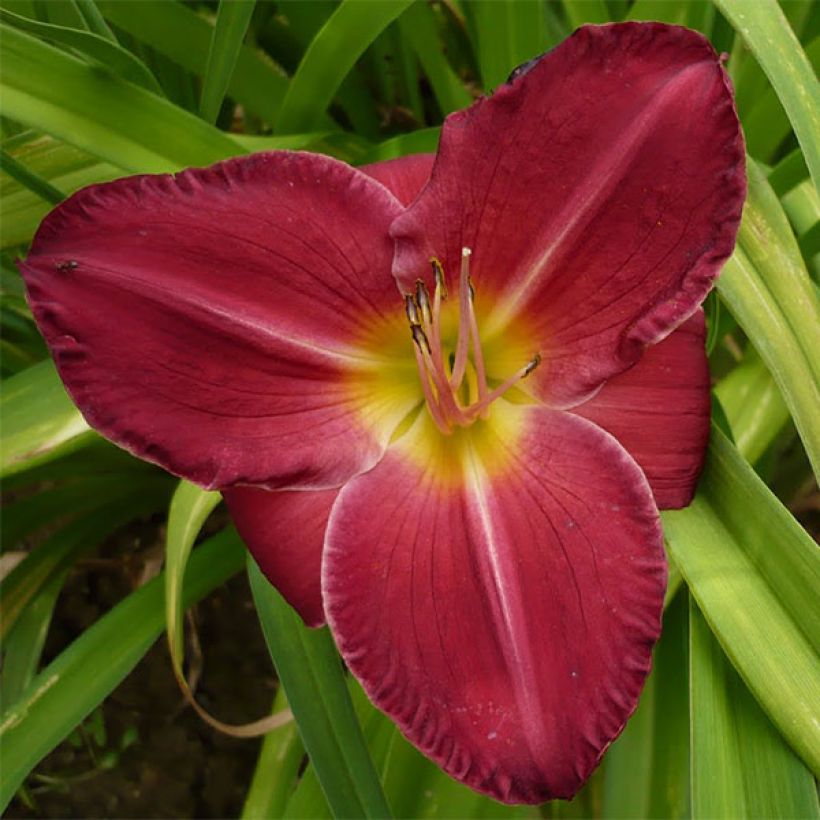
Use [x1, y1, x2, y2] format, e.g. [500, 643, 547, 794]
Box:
[406, 247, 540, 433]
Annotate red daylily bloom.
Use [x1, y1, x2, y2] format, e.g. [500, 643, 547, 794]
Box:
[20, 23, 744, 804]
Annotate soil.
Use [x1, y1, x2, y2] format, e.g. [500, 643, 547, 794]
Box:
[6, 516, 279, 819]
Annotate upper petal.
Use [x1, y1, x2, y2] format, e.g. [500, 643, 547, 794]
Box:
[21, 152, 419, 490]
[362, 154, 435, 206]
[323, 404, 666, 803]
[573, 311, 710, 509]
[391, 22, 745, 406]
[224, 485, 337, 628]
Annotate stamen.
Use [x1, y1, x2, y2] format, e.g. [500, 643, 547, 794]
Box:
[467, 354, 541, 419]
[411, 324, 431, 355]
[412, 343, 451, 434]
[449, 247, 473, 390]
[431, 258, 448, 300]
[415, 280, 433, 327]
[405, 294, 420, 326]
[405, 248, 539, 433]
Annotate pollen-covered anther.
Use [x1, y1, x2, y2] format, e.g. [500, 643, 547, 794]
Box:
[406, 247, 541, 432]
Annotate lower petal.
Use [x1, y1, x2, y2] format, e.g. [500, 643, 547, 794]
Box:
[223, 485, 338, 627]
[573, 312, 710, 509]
[323, 404, 666, 803]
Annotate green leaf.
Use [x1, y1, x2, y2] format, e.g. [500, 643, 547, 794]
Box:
[0, 359, 94, 478]
[241, 687, 304, 820]
[165, 481, 221, 671]
[360, 127, 441, 163]
[0, 6, 163, 94]
[718, 159, 820, 479]
[601, 588, 689, 819]
[689, 598, 819, 818]
[714, 0, 820, 193]
[469, 0, 547, 91]
[0, 23, 243, 172]
[662, 427, 820, 777]
[74, 0, 116, 42]
[397, 1, 472, 115]
[248, 557, 391, 819]
[743, 39, 820, 164]
[199, 0, 256, 124]
[0, 489, 168, 642]
[714, 350, 790, 464]
[1, 566, 66, 707]
[275, 0, 416, 134]
[1, 135, 121, 249]
[626, 0, 688, 25]
[0, 527, 246, 812]
[96, 0, 290, 127]
[561, 0, 611, 28]
[0, 146, 64, 204]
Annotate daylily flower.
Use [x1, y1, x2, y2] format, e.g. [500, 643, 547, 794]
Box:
[20, 22, 744, 804]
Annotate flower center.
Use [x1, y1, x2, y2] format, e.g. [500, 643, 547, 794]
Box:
[405, 247, 540, 435]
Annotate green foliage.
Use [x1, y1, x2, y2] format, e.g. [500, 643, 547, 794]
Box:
[1, 1, 818, 817]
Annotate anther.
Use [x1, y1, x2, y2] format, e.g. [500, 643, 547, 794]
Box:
[431, 258, 447, 299]
[523, 353, 541, 377]
[404, 294, 420, 326]
[411, 324, 432, 355]
[415, 280, 433, 326]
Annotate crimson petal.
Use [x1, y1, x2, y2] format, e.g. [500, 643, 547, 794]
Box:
[224, 485, 337, 627]
[574, 311, 710, 509]
[21, 152, 415, 490]
[391, 22, 744, 407]
[362, 154, 435, 206]
[324, 404, 666, 803]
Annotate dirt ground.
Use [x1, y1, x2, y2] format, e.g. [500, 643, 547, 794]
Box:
[7, 522, 279, 819]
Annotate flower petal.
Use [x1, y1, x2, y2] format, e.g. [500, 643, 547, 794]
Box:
[391, 22, 744, 406]
[573, 311, 710, 509]
[323, 404, 665, 803]
[21, 151, 418, 490]
[362, 154, 435, 206]
[224, 485, 337, 627]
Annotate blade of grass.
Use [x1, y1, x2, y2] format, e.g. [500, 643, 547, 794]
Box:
[714, 0, 820, 193]
[561, 0, 611, 28]
[397, 1, 472, 115]
[601, 588, 690, 819]
[96, 0, 291, 127]
[744, 37, 820, 164]
[1, 568, 67, 707]
[626, 0, 689, 25]
[241, 687, 304, 820]
[768, 147, 809, 196]
[248, 557, 391, 818]
[359, 127, 441, 163]
[469, 0, 546, 91]
[199, 0, 256, 124]
[662, 427, 820, 776]
[74, 0, 114, 42]
[689, 599, 819, 818]
[0, 528, 246, 811]
[0, 6, 162, 94]
[2, 136, 120, 250]
[714, 351, 790, 464]
[0, 359, 94, 478]
[718, 159, 820, 479]
[0, 147, 64, 204]
[275, 0, 415, 134]
[0, 23, 243, 173]
[165, 481, 221, 669]
[1, 487, 169, 642]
